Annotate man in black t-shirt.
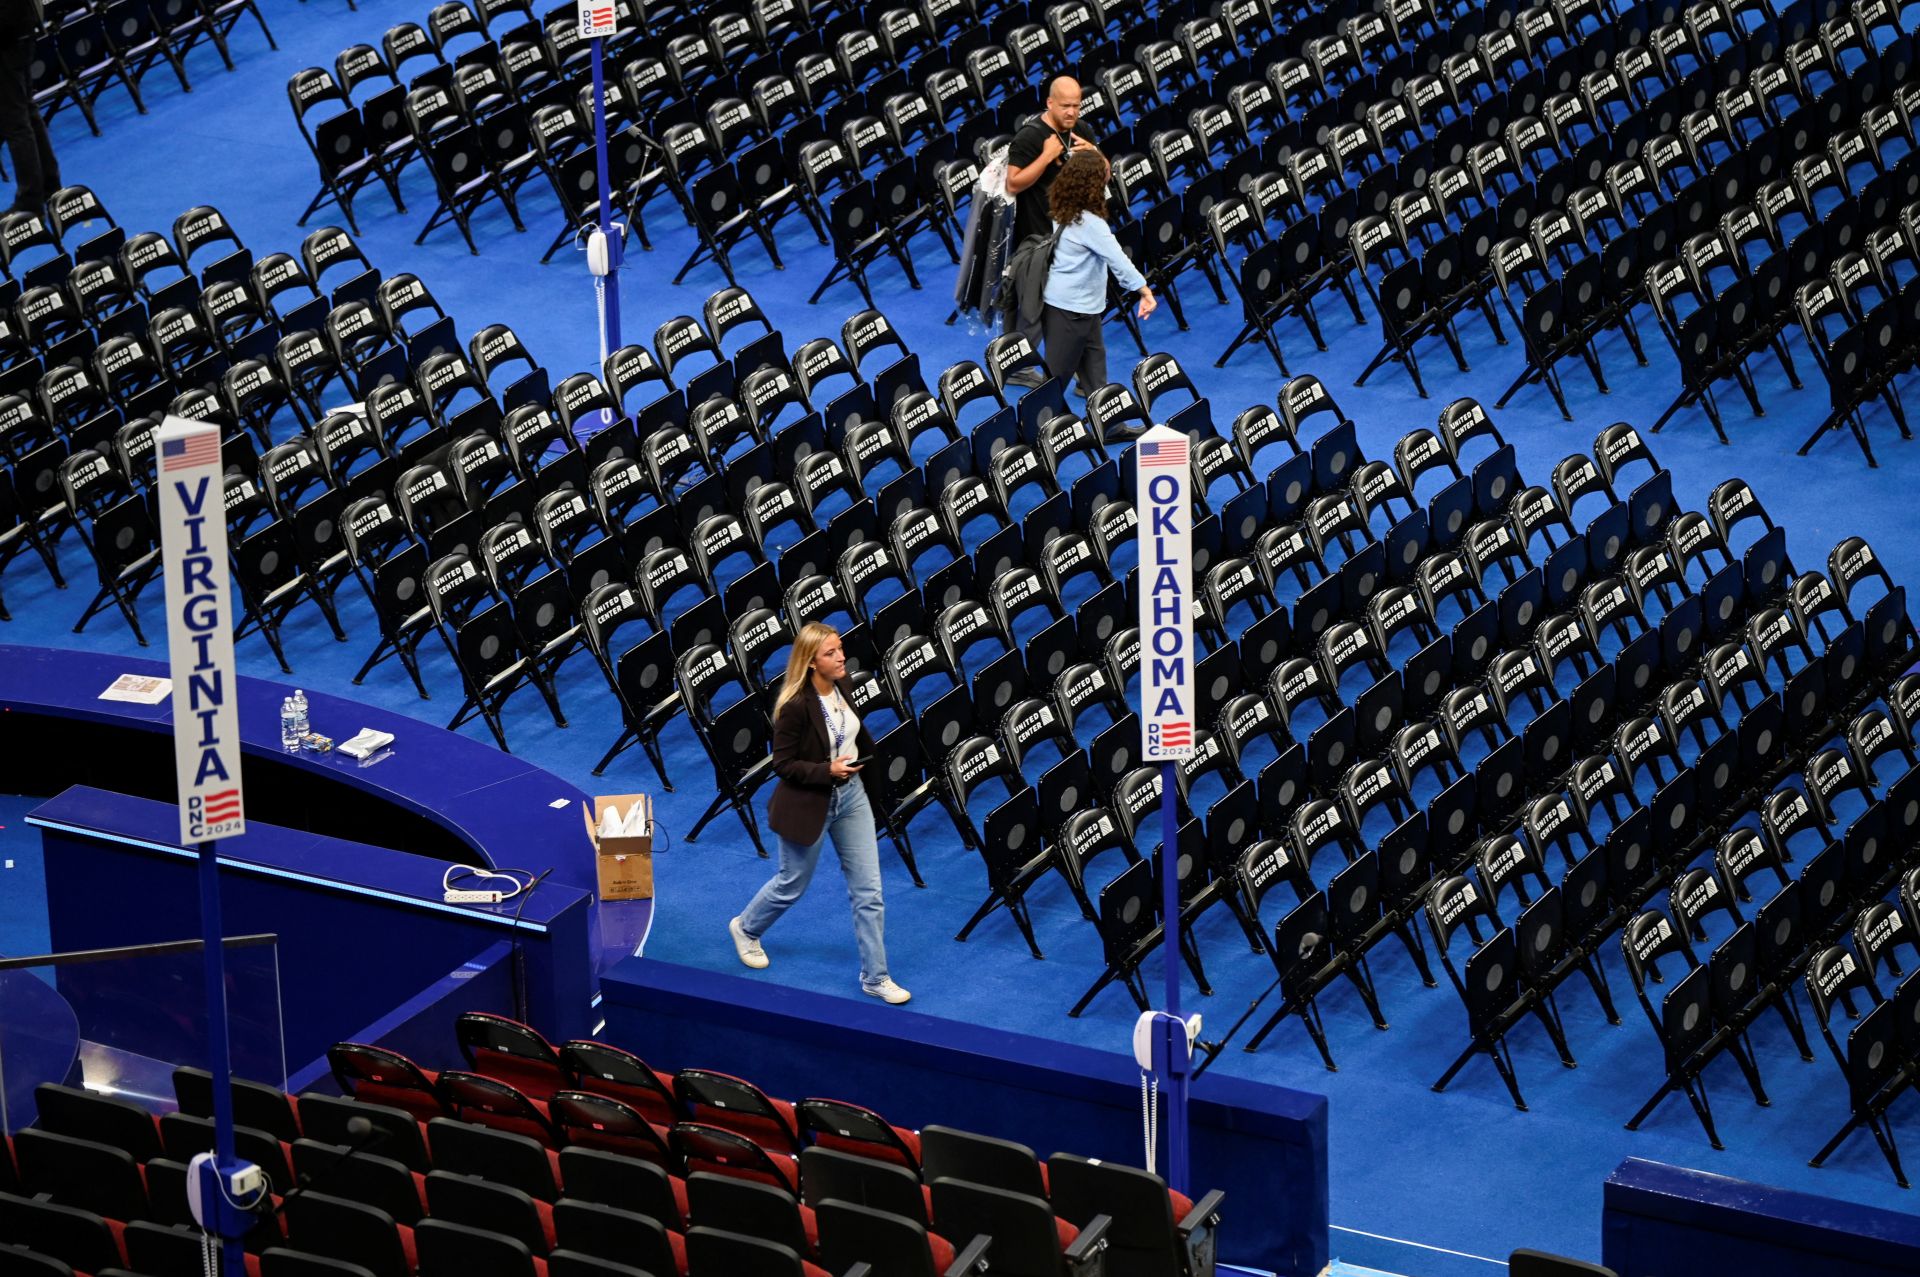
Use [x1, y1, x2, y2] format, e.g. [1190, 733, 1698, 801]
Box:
[1002, 76, 1096, 363]
[1006, 76, 1097, 245]
[0, 2, 57, 215]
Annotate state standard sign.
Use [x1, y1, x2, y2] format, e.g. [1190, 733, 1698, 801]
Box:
[155, 415, 246, 843]
[1136, 425, 1195, 761]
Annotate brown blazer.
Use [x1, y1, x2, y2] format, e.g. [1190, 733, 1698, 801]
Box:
[766, 677, 878, 846]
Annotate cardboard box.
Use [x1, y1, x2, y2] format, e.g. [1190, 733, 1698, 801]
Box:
[584, 794, 655, 901]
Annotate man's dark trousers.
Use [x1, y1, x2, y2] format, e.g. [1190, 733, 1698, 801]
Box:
[0, 36, 57, 211]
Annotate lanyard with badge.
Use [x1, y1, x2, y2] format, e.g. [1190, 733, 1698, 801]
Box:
[822, 690, 848, 759]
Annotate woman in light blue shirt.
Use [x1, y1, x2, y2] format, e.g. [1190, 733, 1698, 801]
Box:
[1041, 148, 1156, 397]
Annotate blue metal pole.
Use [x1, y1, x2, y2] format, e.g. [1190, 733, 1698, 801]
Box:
[588, 35, 622, 358]
[1159, 761, 1189, 1194]
[196, 842, 246, 1276]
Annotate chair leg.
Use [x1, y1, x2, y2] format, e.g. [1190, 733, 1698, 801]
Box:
[1161, 279, 1190, 330]
[1493, 359, 1539, 411]
[685, 791, 727, 842]
[397, 640, 431, 699]
[1488, 1034, 1528, 1111]
[1205, 320, 1251, 366]
[1539, 361, 1577, 421]
[1727, 1033, 1770, 1107]
[1619, 310, 1648, 364]
[1335, 274, 1366, 324]
[1770, 333, 1802, 388]
[1439, 317, 1470, 372]
[808, 262, 845, 305]
[312, 586, 348, 642]
[1625, 1079, 1678, 1135]
[481, 702, 511, 752]
[244, 2, 278, 48]
[1732, 363, 1765, 417]
[1199, 257, 1228, 304]
[953, 889, 1007, 943]
[26, 526, 64, 587]
[528, 669, 567, 729]
[1353, 338, 1402, 389]
[1402, 338, 1429, 397]
[110, 577, 149, 645]
[1810, 1111, 1865, 1169]
[1578, 954, 1621, 1024]
[884, 821, 924, 886]
[1883, 383, 1911, 438]
[1345, 957, 1389, 1029]
[1531, 995, 1577, 1068]
[1393, 920, 1437, 987]
[1680, 1077, 1724, 1151]
[592, 728, 638, 776]
[1010, 895, 1045, 960]
[891, 240, 921, 289]
[1300, 996, 1338, 1071]
[1651, 386, 1697, 434]
[1225, 890, 1266, 955]
[1430, 1040, 1478, 1095]
[251, 610, 292, 674]
[738, 800, 769, 857]
[1476, 290, 1508, 344]
[1180, 930, 1211, 995]
[1773, 985, 1814, 1061]
[1069, 965, 1121, 1018]
[1868, 1115, 1910, 1189]
[1296, 294, 1327, 349]
[1846, 407, 1880, 468]
[1243, 994, 1298, 1053]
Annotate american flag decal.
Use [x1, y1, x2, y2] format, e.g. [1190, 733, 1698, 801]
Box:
[202, 789, 242, 821]
[161, 433, 219, 473]
[1140, 438, 1188, 467]
[1152, 720, 1192, 749]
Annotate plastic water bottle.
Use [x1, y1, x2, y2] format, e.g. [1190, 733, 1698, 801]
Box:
[291, 689, 309, 738]
[280, 698, 300, 751]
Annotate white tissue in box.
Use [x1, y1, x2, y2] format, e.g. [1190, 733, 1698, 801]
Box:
[619, 795, 652, 837]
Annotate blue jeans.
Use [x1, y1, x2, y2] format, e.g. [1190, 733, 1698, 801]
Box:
[739, 780, 891, 989]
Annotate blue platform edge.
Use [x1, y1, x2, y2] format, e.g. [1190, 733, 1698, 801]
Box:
[1602, 1156, 1920, 1277]
[30, 786, 593, 1062]
[601, 956, 1331, 1276]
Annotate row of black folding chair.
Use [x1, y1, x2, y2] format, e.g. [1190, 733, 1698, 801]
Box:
[1070, 396, 1599, 1019]
[30, 0, 267, 140]
[1624, 725, 1920, 1149]
[1793, 192, 1920, 464]
[1803, 873, 1920, 1185]
[1205, 462, 1896, 1067]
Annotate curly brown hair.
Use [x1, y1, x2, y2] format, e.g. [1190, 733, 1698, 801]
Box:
[1048, 148, 1110, 226]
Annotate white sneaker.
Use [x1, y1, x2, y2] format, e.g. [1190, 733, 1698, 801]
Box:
[864, 979, 911, 1005]
[729, 917, 768, 969]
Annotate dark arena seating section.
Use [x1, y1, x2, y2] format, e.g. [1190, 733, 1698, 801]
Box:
[0, 1009, 1225, 1277]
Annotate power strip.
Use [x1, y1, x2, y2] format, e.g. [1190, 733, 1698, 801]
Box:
[444, 889, 506, 904]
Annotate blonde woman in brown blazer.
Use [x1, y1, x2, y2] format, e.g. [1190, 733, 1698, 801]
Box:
[729, 623, 910, 1004]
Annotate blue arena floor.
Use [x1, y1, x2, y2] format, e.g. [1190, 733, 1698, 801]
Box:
[5, 1, 1920, 1272]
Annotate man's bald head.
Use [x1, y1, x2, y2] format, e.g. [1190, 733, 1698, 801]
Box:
[1043, 77, 1083, 132]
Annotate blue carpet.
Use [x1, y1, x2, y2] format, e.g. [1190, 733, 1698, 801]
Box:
[5, 1, 1919, 1272]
